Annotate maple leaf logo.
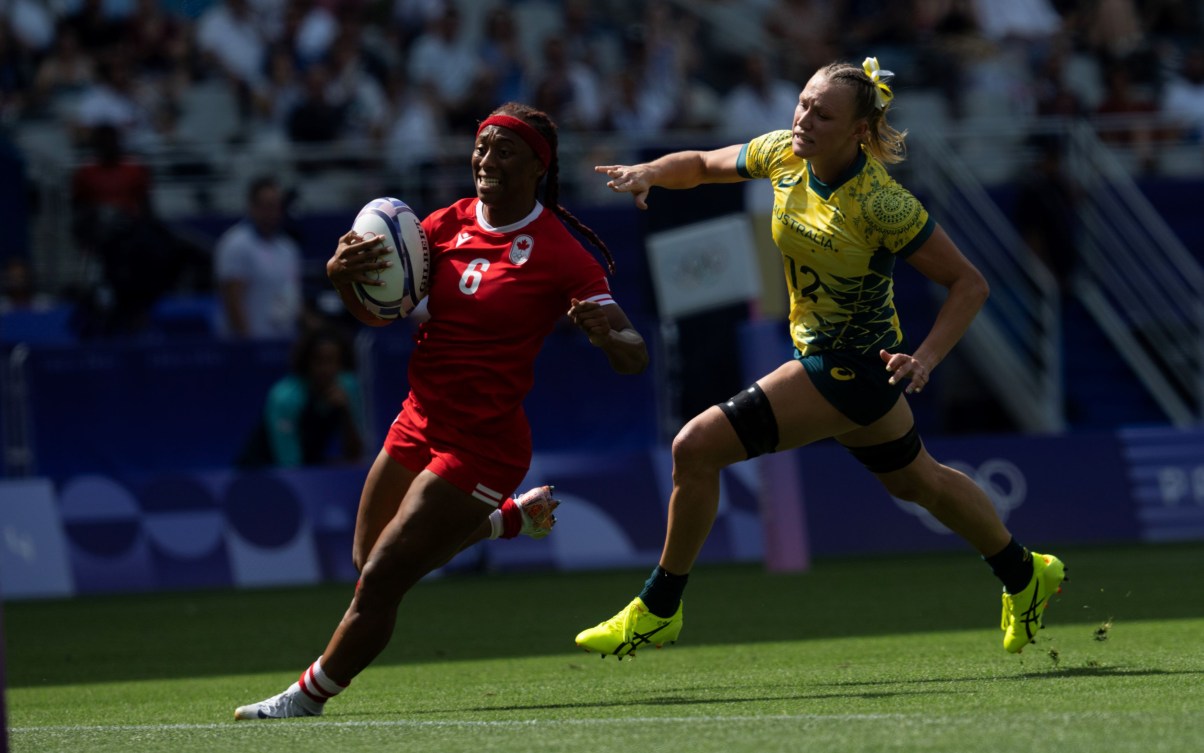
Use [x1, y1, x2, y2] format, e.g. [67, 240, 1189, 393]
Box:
[510, 234, 534, 265]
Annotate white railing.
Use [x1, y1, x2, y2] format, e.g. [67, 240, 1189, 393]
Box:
[907, 130, 1065, 432]
[1065, 121, 1204, 426]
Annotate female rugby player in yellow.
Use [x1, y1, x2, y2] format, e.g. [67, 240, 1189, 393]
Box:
[576, 58, 1066, 657]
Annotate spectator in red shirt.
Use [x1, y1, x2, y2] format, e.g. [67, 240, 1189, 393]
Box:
[70, 125, 197, 336]
[70, 123, 151, 227]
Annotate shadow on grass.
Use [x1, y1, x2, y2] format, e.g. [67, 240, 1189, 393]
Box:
[418, 688, 961, 715]
[816, 666, 1204, 687]
[1018, 666, 1204, 679]
[6, 542, 1203, 687]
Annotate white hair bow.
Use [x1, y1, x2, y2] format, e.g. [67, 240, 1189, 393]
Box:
[862, 57, 895, 110]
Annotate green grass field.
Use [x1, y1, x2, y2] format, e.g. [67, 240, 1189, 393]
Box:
[6, 542, 1203, 753]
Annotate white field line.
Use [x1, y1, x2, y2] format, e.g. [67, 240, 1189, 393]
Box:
[12, 713, 914, 734]
[13, 710, 1157, 735]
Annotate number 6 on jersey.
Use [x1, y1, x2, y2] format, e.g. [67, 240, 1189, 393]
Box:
[459, 259, 490, 295]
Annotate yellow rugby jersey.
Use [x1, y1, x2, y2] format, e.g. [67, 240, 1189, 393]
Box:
[737, 130, 934, 355]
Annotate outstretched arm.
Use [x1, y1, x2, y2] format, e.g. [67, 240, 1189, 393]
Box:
[594, 144, 746, 210]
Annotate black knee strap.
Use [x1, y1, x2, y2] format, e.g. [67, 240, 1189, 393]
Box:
[844, 424, 922, 473]
[717, 383, 779, 459]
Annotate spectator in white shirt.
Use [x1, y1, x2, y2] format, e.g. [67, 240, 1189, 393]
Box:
[214, 176, 303, 340]
[1163, 47, 1204, 142]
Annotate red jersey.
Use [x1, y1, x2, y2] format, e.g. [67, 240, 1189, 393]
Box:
[71, 159, 151, 217]
[409, 198, 614, 432]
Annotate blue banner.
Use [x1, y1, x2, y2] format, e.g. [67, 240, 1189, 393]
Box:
[795, 432, 1138, 557]
[1117, 427, 1204, 542]
[2, 428, 1199, 600]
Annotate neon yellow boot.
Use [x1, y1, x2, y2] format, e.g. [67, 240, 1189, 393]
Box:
[1001, 551, 1067, 653]
[575, 597, 683, 659]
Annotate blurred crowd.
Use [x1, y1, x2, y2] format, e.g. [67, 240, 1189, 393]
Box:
[3, 0, 1204, 341]
[0, 0, 1201, 450]
[0, 0, 1202, 166]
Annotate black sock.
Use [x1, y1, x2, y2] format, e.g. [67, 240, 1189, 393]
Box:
[638, 565, 688, 617]
[984, 538, 1034, 595]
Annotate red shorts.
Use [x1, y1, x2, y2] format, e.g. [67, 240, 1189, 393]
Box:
[383, 395, 531, 507]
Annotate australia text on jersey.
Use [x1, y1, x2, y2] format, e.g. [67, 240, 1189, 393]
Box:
[775, 207, 835, 251]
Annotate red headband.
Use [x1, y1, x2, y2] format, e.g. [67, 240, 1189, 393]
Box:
[476, 114, 551, 169]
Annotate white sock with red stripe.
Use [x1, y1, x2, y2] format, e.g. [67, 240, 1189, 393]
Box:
[291, 657, 348, 711]
[488, 497, 521, 539]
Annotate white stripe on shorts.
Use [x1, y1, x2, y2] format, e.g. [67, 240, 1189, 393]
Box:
[472, 483, 504, 507]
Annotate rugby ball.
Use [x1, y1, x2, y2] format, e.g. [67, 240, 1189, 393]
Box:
[350, 197, 430, 319]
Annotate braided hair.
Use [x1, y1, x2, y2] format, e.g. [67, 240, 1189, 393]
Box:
[823, 62, 908, 165]
[487, 102, 617, 274]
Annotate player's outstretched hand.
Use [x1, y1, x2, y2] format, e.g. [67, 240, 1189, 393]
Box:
[569, 298, 612, 347]
[595, 164, 652, 210]
[880, 348, 930, 395]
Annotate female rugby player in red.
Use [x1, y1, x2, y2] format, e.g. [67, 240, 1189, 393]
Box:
[235, 102, 649, 719]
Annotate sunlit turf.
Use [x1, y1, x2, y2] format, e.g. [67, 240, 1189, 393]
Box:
[6, 542, 1203, 753]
